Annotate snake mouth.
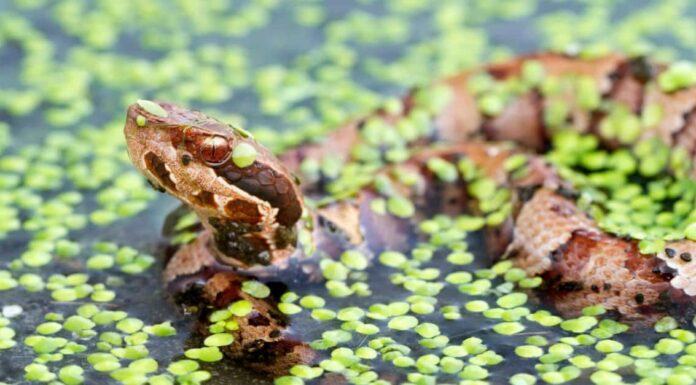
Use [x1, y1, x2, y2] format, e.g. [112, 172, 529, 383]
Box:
[144, 151, 177, 192]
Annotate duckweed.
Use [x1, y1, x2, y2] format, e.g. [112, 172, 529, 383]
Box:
[497, 292, 527, 309]
[58, 365, 84, 385]
[386, 195, 416, 218]
[340, 250, 369, 270]
[136, 100, 168, 118]
[228, 300, 253, 317]
[278, 303, 302, 315]
[167, 360, 199, 376]
[655, 338, 684, 355]
[561, 317, 598, 334]
[300, 295, 326, 309]
[493, 321, 525, 335]
[379, 251, 408, 268]
[655, 316, 679, 333]
[203, 334, 234, 347]
[146, 322, 177, 337]
[510, 373, 537, 385]
[387, 315, 418, 331]
[115, 318, 144, 334]
[659, 62, 696, 92]
[4, 2, 696, 385]
[63, 316, 95, 333]
[231, 143, 258, 168]
[241, 280, 271, 299]
[515, 345, 544, 358]
[36, 322, 62, 335]
[595, 340, 624, 353]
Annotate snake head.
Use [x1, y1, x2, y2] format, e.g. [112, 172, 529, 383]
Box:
[124, 100, 242, 197]
[124, 100, 304, 266]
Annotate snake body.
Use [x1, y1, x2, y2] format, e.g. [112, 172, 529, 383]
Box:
[124, 52, 696, 375]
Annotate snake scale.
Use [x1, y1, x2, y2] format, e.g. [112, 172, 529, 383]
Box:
[124, 52, 696, 376]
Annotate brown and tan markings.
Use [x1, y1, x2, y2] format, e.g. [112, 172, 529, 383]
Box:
[124, 52, 696, 374]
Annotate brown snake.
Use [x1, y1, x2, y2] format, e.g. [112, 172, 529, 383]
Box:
[124, 52, 696, 375]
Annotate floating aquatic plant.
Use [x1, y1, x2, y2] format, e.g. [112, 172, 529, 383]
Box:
[5, 1, 696, 385]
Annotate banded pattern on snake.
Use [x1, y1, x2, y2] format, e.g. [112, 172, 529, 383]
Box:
[124, 52, 696, 375]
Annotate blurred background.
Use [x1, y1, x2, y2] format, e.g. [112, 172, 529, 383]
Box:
[1, 1, 696, 384]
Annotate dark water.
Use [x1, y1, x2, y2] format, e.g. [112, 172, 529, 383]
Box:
[2, 1, 696, 385]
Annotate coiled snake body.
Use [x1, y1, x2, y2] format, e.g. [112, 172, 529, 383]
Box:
[124, 52, 696, 375]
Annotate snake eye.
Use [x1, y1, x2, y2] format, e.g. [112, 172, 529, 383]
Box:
[200, 136, 231, 165]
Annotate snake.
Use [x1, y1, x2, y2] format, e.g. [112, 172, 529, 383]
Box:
[124, 52, 696, 376]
